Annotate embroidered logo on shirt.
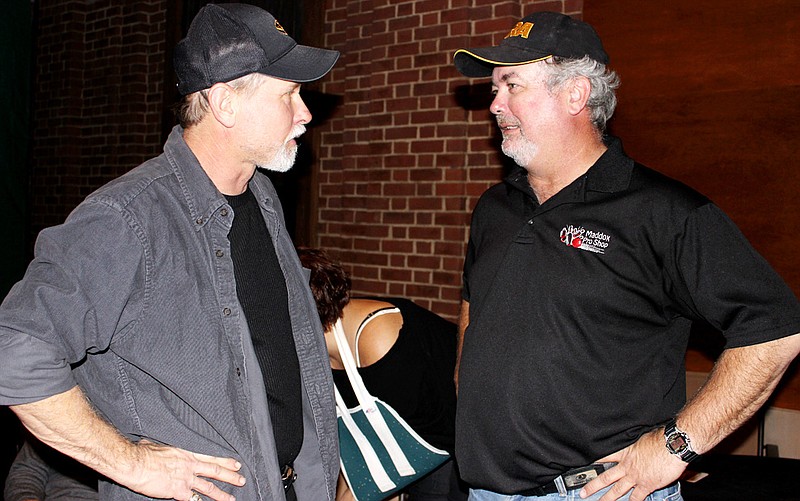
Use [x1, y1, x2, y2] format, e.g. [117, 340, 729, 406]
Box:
[559, 225, 611, 254]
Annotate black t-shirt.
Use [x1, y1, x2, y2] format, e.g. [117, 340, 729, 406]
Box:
[456, 137, 800, 493]
[332, 297, 458, 453]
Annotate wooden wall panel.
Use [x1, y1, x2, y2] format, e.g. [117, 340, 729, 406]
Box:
[584, 0, 800, 409]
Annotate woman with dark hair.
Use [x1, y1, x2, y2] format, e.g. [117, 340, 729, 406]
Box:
[296, 247, 467, 501]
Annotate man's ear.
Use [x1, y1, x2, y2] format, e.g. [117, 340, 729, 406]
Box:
[206, 82, 237, 128]
[566, 76, 592, 116]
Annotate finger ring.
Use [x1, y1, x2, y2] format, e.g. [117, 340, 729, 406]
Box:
[190, 492, 202, 501]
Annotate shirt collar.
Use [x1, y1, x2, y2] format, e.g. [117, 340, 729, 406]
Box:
[163, 125, 228, 228]
[585, 135, 635, 194]
[503, 135, 635, 201]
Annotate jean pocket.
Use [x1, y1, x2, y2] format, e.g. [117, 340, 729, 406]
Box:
[653, 482, 682, 501]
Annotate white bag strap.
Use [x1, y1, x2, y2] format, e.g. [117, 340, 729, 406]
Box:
[353, 307, 400, 366]
[335, 386, 396, 493]
[332, 318, 416, 476]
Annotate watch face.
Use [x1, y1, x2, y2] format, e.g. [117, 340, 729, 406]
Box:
[668, 433, 688, 453]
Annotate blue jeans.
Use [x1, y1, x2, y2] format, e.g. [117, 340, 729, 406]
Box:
[468, 482, 681, 501]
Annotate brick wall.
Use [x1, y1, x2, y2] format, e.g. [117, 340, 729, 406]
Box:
[27, 0, 580, 321]
[30, 0, 167, 235]
[316, 0, 581, 318]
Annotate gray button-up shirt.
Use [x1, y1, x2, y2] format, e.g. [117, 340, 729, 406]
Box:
[0, 126, 338, 500]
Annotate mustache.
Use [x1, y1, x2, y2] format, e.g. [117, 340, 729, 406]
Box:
[289, 124, 306, 142]
[495, 115, 520, 128]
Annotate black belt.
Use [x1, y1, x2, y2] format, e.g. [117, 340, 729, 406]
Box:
[281, 463, 297, 491]
[520, 463, 616, 497]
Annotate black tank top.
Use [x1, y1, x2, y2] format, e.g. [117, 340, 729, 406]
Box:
[331, 297, 458, 453]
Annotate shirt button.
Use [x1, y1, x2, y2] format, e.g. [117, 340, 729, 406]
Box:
[222, 307, 231, 316]
[220, 208, 228, 217]
[235, 367, 241, 377]
[195, 217, 203, 225]
[215, 249, 224, 257]
[528, 219, 534, 225]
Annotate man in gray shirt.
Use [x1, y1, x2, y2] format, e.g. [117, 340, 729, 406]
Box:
[0, 4, 340, 500]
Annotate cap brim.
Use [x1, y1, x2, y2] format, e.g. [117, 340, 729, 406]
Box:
[454, 47, 551, 77]
[264, 44, 340, 83]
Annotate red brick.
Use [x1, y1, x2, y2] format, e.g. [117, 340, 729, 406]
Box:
[526, 2, 569, 16]
[388, 15, 421, 31]
[381, 268, 413, 282]
[410, 110, 445, 124]
[385, 154, 418, 168]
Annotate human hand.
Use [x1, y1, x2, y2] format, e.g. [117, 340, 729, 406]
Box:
[121, 440, 245, 501]
[579, 429, 686, 501]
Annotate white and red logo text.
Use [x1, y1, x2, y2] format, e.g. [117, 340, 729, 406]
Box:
[559, 225, 611, 254]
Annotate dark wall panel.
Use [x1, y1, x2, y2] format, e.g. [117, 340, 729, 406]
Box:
[585, 0, 800, 409]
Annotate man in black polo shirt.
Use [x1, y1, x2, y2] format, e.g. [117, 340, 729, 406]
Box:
[452, 11, 800, 501]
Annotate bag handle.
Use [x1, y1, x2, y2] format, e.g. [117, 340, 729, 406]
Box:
[332, 318, 415, 476]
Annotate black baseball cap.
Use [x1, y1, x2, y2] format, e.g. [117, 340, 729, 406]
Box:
[174, 3, 340, 95]
[454, 11, 609, 78]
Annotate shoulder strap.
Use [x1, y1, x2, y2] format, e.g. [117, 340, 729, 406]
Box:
[332, 318, 373, 406]
[354, 307, 400, 366]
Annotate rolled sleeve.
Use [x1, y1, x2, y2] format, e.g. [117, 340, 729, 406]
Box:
[0, 198, 145, 405]
[0, 330, 75, 404]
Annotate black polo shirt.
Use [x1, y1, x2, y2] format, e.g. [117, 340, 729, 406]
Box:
[456, 137, 800, 494]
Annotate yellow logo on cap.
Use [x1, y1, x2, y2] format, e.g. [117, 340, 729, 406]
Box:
[505, 21, 533, 39]
[274, 20, 288, 35]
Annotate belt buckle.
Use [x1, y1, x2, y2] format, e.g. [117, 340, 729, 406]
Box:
[281, 464, 297, 491]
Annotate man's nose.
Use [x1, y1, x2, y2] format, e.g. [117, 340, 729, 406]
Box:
[295, 95, 312, 125]
[490, 93, 505, 115]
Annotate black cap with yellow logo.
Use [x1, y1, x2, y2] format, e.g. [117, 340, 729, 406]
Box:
[454, 11, 609, 78]
[174, 3, 340, 95]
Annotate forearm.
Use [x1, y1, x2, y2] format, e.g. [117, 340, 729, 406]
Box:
[10, 386, 140, 486]
[11, 386, 245, 500]
[454, 300, 469, 390]
[677, 332, 800, 453]
[584, 333, 800, 501]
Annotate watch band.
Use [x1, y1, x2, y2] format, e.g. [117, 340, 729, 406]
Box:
[664, 418, 699, 462]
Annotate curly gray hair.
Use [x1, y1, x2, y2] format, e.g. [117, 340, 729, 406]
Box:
[543, 56, 620, 133]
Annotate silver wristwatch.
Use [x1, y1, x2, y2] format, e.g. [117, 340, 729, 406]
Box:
[664, 418, 699, 462]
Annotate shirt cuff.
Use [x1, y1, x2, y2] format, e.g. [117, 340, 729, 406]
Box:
[0, 332, 76, 405]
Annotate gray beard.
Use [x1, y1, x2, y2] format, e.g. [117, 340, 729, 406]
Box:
[501, 135, 538, 167]
[259, 144, 298, 173]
